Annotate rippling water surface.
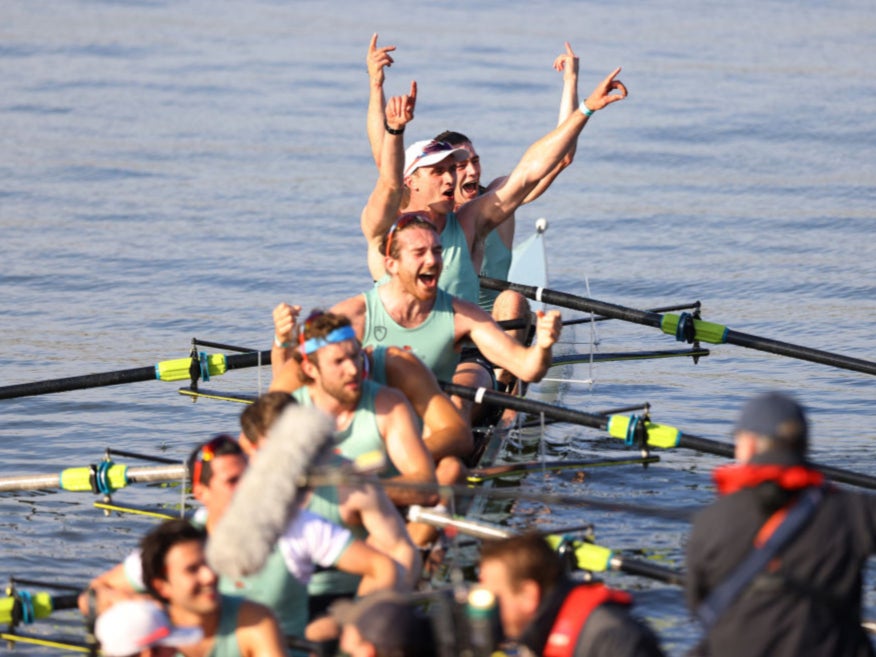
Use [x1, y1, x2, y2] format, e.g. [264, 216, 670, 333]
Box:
[2, 1, 875, 654]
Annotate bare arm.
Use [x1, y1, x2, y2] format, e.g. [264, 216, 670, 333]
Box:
[238, 600, 289, 657]
[462, 66, 627, 238]
[341, 483, 422, 590]
[521, 41, 581, 205]
[376, 386, 439, 506]
[457, 300, 562, 382]
[361, 85, 417, 280]
[335, 538, 400, 595]
[270, 302, 300, 381]
[385, 346, 473, 461]
[366, 33, 396, 168]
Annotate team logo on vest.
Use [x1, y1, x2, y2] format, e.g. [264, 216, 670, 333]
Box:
[373, 325, 387, 342]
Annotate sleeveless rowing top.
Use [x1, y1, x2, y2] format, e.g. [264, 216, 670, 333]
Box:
[181, 594, 243, 657]
[291, 380, 399, 477]
[186, 509, 306, 639]
[438, 212, 480, 304]
[478, 229, 512, 312]
[218, 547, 307, 639]
[362, 286, 459, 383]
[306, 454, 367, 597]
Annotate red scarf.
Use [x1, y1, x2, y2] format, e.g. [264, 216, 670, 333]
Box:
[713, 463, 824, 496]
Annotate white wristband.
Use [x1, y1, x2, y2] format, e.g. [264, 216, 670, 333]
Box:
[274, 334, 293, 349]
[579, 101, 595, 117]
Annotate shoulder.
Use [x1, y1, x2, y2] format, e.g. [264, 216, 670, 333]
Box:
[332, 293, 367, 318]
[578, 604, 666, 657]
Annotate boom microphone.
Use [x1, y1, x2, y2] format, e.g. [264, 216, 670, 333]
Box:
[206, 405, 335, 578]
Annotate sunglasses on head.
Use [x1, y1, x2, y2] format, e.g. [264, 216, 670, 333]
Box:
[191, 434, 239, 486]
[406, 140, 455, 175]
[384, 214, 435, 257]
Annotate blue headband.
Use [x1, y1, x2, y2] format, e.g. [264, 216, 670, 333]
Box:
[300, 325, 357, 356]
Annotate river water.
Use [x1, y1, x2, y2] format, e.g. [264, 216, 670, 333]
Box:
[2, 1, 875, 654]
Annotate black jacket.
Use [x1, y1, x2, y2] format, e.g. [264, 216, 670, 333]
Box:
[520, 577, 665, 657]
[686, 459, 876, 657]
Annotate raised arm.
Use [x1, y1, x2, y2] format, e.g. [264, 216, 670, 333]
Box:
[458, 300, 562, 382]
[520, 41, 581, 205]
[270, 302, 300, 381]
[366, 33, 395, 168]
[361, 85, 417, 280]
[462, 65, 627, 238]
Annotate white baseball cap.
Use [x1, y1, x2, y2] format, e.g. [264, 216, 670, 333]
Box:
[403, 139, 468, 177]
[96, 599, 203, 657]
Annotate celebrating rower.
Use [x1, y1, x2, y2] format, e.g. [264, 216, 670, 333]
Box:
[367, 37, 583, 354]
[360, 35, 627, 304]
[335, 214, 561, 424]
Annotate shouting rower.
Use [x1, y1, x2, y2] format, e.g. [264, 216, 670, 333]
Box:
[360, 36, 627, 305]
[333, 215, 562, 425]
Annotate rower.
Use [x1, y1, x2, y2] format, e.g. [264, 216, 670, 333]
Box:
[239, 391, 422, 641]
[271, 313, 472, 463]
[330, 215, 563, 426]
[368, 39, 580, 359]
[140, 519, 288, 657]
[82, 435, 399, 647]
[360, 36, 627, 306]
[478, 533, 666, 657]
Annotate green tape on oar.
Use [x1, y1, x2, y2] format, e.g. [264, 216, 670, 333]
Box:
[607, 415, 681, 449]
[59, 463, 128, 493]
[660, 314, 728, 344]
[545, 535, 613, 572]
[155, 353, 227, 382]
[0, 591, 55, 625]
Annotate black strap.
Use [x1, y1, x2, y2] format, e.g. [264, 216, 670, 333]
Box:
[696, 486, 824, 630]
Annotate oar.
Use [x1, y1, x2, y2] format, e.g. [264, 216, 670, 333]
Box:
[441, 382, 876, 491]
[551, 347, 710, 366]
[481, 277, 876, 376]
[467, 454, 659, 484]
[408, 507, 685, 585]
[0, 345, 272, 400]
[497, 301, 702, 331]
[0, 462, 186, 494]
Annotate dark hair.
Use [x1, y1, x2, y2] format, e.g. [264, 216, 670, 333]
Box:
[480, 533, 563, 594]
[140, 519, 207, 601]
[186, 434, 243, 486]
[434, 130, 470, 147]
[240, 392, 297, 445]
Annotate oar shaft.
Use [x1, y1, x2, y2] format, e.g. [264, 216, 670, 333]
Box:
[0, 349, 272, 401]
[441, 382, 608, 432]
[446, 382, 876, 491]
[408, 506, 510, 540]
[0, 366, 157, 400]
[483, 277, 876, 377]
[469, 456, 659, 483]
[0, 464, 186, 493]
[481, 277, 664, 330]
[724, 329, 876, 376]
[609, 555, 687, 586]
